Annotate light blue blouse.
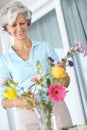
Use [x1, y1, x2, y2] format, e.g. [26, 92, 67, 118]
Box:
[0, 40, 59, 106]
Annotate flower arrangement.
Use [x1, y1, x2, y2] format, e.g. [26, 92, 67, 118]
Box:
[31, 59, 68, 130]
[1, 40, 87, 130]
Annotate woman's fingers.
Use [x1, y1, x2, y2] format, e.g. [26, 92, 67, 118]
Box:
[18, 96, 37, 109]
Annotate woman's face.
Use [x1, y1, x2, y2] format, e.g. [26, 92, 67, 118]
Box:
[6, 13, 29, 40]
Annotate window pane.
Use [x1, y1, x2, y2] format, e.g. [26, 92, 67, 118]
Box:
[28, 9, 63, 48]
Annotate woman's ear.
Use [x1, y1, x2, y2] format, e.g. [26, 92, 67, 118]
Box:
[5, 25, 9, 31]
[5, 25, 11, 35]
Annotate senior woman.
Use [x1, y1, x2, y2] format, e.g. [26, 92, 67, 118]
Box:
[0, 1, 72, 130]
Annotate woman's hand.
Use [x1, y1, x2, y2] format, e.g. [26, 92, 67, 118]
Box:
[13, 96, 36, 110]
[56, 59, 70, 87]
[1, 95, 37, 110]
[63, 74, 70, 88]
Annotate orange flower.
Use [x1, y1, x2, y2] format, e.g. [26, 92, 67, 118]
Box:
[31, 77, 38, 82]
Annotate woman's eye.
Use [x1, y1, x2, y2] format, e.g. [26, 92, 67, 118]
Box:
[12, 24, 16, 27]
[11, 22, 25, 27]
[20, 22, 25, 25]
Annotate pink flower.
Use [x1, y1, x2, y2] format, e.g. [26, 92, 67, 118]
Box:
[0, 77, 9, 87]
[48, 83, 66, 102]
[83, 47, 87, 56]
[74, 40, 87, 56]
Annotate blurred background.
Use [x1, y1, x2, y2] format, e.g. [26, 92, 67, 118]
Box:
[0, 0, 87, 130]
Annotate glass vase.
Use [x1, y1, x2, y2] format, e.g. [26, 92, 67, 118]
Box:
[34, 106, 58, 130]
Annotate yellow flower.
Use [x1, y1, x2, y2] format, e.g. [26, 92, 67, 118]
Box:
[2, 87, 18, 100]
[51, 65, 67, 79]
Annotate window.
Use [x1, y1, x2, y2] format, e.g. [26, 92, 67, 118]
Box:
[28, 9, 63, 48]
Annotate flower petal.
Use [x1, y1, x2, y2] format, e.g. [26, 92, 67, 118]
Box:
[48, 83, 66, 102]
[51, 65, 67, 79]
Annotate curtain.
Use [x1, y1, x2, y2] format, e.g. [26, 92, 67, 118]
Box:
[29, 9, 63, 49]
[0, 29, 11, 56]
[61, 0, 87, 122]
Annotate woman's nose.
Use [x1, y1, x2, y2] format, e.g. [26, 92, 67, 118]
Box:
[16, 24, 22, 31]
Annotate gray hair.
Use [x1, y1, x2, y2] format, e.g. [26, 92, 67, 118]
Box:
[1, 1, 32, 31]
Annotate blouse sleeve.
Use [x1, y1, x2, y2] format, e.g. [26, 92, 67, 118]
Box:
[0, 57, 11, 108]
[45, 41, 59, 63]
